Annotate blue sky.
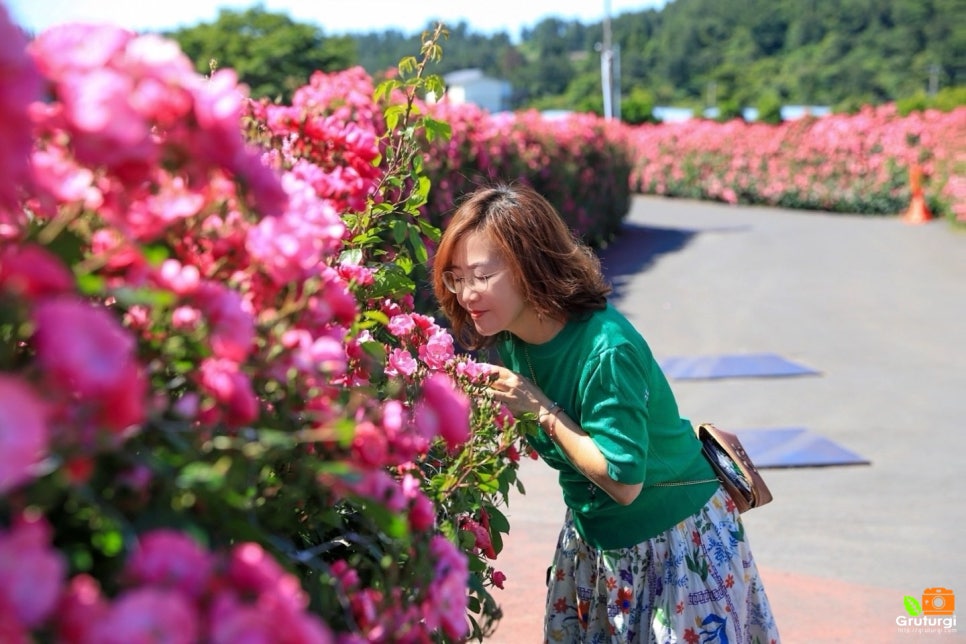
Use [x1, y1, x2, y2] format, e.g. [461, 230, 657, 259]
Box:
[7, 1, 667, 39]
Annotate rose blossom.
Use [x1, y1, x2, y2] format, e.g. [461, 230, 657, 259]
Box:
[32, 297, 146, 432]
[0, 4, 42, 220]
[87, 588, 199, 644]
[198, 358, 258, 427]
[413, 373, 470, 449]
[0, 375, 49, 493]
[126, 530, 213, 599]
[0, 513, 66, 628]
[0, 244, 74, 297]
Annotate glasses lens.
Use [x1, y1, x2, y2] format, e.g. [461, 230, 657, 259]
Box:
[441, 271, 458, 293]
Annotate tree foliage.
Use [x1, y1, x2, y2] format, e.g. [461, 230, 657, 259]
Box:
[165, 0, 965, 117]
[168, 6, 355, 101]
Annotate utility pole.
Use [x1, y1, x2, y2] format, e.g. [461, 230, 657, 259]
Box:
[600, 0, 614, 119]
[928, 63, 940, 97]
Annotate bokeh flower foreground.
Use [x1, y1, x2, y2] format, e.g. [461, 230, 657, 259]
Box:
[0, 12, 531, 643]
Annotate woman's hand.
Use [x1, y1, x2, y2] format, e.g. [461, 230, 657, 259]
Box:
[484, 365, 643, 506]
[483, 364, 547, 417]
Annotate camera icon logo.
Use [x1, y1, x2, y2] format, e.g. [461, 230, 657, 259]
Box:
[922, 587, 955, 616]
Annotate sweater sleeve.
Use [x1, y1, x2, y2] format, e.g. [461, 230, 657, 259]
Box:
[578, 344, 651, 484]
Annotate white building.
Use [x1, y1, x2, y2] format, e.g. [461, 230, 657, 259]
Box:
[440, 69, 512, 114]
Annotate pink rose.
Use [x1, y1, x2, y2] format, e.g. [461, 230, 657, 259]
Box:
[198, 358, 258, 427]
[33, 297, 136, 397]
[351, 421, 390, 468]
[386, 348, 418, 378]
[0, 4, 42, 218]
[424, 535, 469, 640]
[417, 329, 455, 370]
[0, 514, 66, 628]
[56, 574, 108, 644]
[0, 376, 48, 493]
[414, 373, 470, 450]
[195, 283, 254, 362]
[126, 530, 213, 599]
[88, 588, 199, 644]
[0, 244, 74, 298]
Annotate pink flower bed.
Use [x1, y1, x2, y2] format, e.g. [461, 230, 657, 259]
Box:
[629, 105, 966, 220]
[422, 103, 635, 245]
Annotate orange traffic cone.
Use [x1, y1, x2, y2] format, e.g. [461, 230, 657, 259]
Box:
[902, 163, 932, 224]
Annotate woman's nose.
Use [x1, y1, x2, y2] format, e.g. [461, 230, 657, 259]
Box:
[459, 284, 481, 303]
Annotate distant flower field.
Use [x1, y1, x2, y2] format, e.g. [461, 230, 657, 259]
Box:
[626, 104, 966, 221]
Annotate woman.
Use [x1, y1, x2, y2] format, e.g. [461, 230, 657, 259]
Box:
[432, 184, 780, 643]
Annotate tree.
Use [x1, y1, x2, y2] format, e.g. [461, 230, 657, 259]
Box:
[168, 6, 355, 101]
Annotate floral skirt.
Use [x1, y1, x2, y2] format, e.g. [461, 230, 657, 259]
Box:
[544, 488, 780, 643]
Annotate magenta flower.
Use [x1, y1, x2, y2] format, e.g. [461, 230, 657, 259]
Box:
[194, 283, 255, 363]
[408, 490, 436, 532]
[88, 587, 199, 644]
[33, 297, 146, 433]
[385, 348, 418, 378]
[208, 598, 334, 644]
[0, 4, 42, 220]
[0, 244, 74, 298]
[34, 297, 136, 397]
[0, 375, 49, 493]
[387, 313, 416, 337]
[417, 329, 455, 370]
[56, 574, 108, 644]
[126, 530, 213, 599]
[225, 542, 309, 615]
[198, 358, 258, 428]
[414, 372, 470, 450]
[0, 513, 66, 628]
[424, 535, 469, 640]
[350, 421, 389, 468]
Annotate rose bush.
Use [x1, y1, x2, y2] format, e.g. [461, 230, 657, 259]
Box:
[419, 104, 634, 247]
[628, 106, 966, 221]
[0, 11, 532, 643]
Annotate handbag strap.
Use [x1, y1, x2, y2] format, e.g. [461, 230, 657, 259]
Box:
[649, 477, 718, 488]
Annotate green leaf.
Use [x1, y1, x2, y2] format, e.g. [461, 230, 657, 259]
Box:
[476, 472, 500, 494]
[75, 273, 106, 296]
[392, 219, 408, 244]
[485, 506, 510, 534]
[394, 254, 413, 275]
[112, 286, 176, 308]
[904, 595, 923, 616]
[384, 104, 406, 133]
[397, 56, 418, 76]
[339, 248, 363, 265]
[142, 244, 171, 266]
[360, 340, 387, 362]
[407, 227, 428, 265]
[423, 117, 452, 143]
[416, 216, 441, 242]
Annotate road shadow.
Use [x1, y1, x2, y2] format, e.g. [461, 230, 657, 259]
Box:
[597, 222, 696, 301]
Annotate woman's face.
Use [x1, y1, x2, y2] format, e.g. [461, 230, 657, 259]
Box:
[448, 229, 532, 338]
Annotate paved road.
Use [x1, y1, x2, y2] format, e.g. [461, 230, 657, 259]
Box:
[489, 195, 966, 642]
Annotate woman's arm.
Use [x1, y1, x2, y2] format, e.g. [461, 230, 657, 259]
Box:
[486, 364, 642, 506]
[536, 401, 642, 505]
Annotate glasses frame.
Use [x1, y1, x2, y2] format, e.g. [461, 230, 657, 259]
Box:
[441, 270, 501, 294]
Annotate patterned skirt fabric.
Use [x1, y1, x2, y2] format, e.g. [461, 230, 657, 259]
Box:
[544, 488, 780, 644]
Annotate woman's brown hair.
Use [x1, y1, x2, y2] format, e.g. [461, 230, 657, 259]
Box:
[432, 183, 611, 350]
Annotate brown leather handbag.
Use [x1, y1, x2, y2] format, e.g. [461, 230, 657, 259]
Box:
[696, 423, 773, 513]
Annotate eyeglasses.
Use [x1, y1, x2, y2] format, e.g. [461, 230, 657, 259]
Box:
[441, 270, 501, 294]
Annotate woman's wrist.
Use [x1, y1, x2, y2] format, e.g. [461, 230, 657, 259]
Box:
[538, 402, 563, 441]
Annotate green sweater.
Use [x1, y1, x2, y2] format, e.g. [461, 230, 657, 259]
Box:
[497, 303, 718, 550]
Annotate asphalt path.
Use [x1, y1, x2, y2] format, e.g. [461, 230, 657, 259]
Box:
[489, 195, 966, 642]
